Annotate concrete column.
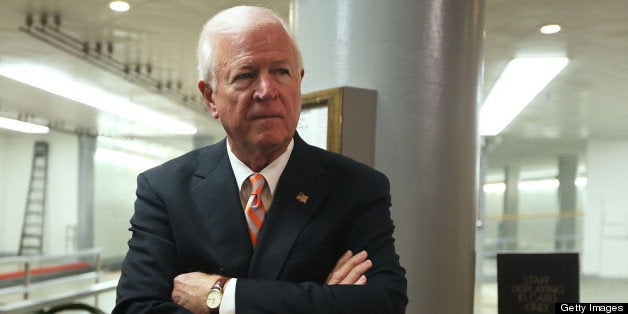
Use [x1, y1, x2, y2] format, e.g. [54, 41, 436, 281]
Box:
[292, 1, 484, 312]
[499, 165, 520, 250]
[476, 138, 490, 280]
[556, 155, 578, 250]
[77, 134, 96, 250]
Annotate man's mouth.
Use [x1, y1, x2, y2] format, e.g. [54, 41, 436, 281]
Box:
[251, 114, 280, 120]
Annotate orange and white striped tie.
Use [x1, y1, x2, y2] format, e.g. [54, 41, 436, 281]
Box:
[245, 173, 266, 247]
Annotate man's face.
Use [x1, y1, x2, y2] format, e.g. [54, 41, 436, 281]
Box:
[200, 23, 304, 156]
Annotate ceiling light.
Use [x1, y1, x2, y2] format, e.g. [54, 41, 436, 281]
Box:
[483, 176, 587, 193]
[0, 116, 49, 133]
[518, 178, 559, 191]
[109, 1, 130, 12]
[483, 182, 506, 193]
[540, 24, 562, 35]
[0, 64, 197, 135]
[575, 177, 587, 187]
[479, 57, 569, 136]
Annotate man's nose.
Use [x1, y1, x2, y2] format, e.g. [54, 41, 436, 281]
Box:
[253, 73, 278, 101]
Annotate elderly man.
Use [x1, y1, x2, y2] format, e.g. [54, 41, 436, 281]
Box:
[114, 5, 406, 314]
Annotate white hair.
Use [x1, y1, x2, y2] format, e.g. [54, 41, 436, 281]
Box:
[196, 6, 303, 89]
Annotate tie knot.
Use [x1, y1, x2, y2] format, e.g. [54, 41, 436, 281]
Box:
[249, 173, 265, 196]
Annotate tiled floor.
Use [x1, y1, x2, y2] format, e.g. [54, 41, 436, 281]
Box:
[474, 277, 628, 314]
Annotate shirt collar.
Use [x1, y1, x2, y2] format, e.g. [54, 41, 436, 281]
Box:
[226, 138, 294, 195]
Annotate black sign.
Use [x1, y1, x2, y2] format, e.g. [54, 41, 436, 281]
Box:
[498, 253, 579, 313]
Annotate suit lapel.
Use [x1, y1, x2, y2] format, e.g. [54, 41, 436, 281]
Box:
[248, 136, 328, 279]
[191, 140, 253, 277]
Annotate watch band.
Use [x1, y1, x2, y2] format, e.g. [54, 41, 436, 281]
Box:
[208, 277, 229, 313]
[212, 277, 229, 291]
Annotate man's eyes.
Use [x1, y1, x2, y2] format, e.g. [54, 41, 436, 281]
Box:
[231, 68, 292, 84]
[236, 69, 290, 78]
[234, 72, 256, 81]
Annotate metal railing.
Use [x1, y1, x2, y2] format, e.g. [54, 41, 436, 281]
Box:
[0, 248, 117, 314]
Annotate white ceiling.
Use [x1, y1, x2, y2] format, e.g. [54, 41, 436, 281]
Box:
[1, 0, 627, 177]
[484, 0, 628, 178]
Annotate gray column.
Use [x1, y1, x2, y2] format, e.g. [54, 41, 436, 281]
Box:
[499, 165, 520, 250]
[292, 1, 484, 312]
[77, 134, 96, 249]
[476, 138, 490, 280]
[556, 155, 578, 250]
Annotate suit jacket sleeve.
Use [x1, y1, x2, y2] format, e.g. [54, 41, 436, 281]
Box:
[113, 172, 192, 313]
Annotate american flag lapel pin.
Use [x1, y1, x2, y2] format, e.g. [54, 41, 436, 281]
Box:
[296, 192, 309, 203]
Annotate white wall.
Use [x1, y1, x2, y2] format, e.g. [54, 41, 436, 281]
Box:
[0, 131, 79, 255]
[93, 147, 162, 258]
[584, 139, 628, 277]
[47, 132, 80, 253]
[0, 130, 194, 260]
[92, 137, 194, 259]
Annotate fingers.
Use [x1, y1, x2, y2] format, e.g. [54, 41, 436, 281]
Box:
[331, 250, 353, 273]
[340, 257, 372, 285]
[326, 250, 355, 284]
[355, 275, 368, 285]
[326, 250, 372, 285]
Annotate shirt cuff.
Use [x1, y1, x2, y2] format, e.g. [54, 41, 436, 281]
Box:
[220, 278, 236, 314]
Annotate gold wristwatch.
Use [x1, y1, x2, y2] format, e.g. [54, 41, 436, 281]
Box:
[206, 277, 229, 313]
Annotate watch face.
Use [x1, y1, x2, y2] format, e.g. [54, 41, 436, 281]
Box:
[206, 290, 222, 309]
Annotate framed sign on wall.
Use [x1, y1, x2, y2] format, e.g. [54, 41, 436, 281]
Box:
[298, 86, 377, 167]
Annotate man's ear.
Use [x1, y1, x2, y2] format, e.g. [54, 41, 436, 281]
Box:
[198, 80, 219, 119]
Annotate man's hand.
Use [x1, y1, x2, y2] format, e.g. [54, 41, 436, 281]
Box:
[326, 250, 372, 285]
[172, 272, 221, 314]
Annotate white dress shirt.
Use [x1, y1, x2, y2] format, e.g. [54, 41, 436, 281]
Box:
[219, 139, 294, 314]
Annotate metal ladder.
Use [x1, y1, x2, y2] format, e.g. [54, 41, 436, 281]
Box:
[18, 141, 49, 256]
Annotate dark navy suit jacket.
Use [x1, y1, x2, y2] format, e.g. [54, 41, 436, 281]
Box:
[114, 135, 407, 313]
